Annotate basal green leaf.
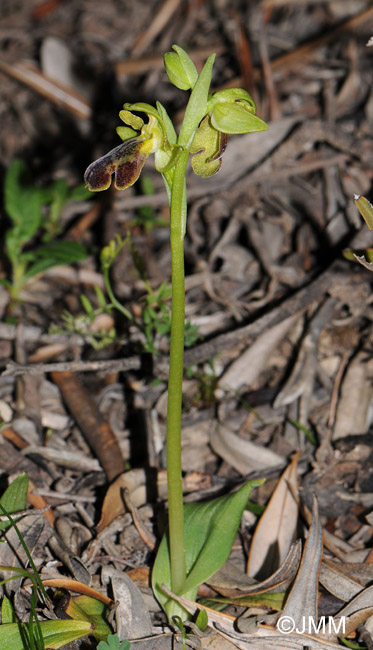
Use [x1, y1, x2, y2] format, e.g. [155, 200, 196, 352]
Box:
[1, 595, 15, 624]
[152, 480, 263, 621]
[0, 473, 28, 516]
[4, 160, 29, 224]
[63, 594, 111, 641]
[23, 241, 88, 280]
[4, 161, 44, 244]
[0, 620, 92, 650]
[50, 177, 69, 204]
[68, 184, 93, 201]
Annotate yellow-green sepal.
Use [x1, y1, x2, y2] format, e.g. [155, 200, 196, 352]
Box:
[208, 87, 257, 113]
[211, 101, 268, 134]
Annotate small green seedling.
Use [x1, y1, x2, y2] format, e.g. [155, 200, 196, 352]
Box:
[85, 45, 268, 622]
[51, 285, 118, 351]
[1, 160, 89, 309]
[97, 634, 130, 650]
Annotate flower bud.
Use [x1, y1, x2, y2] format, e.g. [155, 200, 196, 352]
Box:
[164, 45, 198, 91]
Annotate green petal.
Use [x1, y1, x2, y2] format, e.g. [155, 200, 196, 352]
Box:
[211, 102, 268, 134]
[116, 126, 138, 141]
[119, 109, 144, 130]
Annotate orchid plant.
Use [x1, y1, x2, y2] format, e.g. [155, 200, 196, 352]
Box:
[85, 46, 268, 622]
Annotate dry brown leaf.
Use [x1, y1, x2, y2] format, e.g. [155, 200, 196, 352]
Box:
[219, 313, 301, 392]
[247, 454, 299, 579]
[1, 515, 50, 593]
[161, 585, 343, 650]
[336, 586, 373, 635]
[97, 469, 149, 533]
[210, 424, 283, 475]
[101, 567, 152, 640]
[274, 298, 336, 410]
[332, 351, 373, 440]
[319, 558, 365, 602]
[21, 445, 102, 472]
[279, 497, 322, 628]
[208, 540, 301, 598]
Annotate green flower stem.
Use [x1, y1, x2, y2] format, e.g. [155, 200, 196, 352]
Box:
[102, 265, 134, 322]
[166, 148, 189, 594]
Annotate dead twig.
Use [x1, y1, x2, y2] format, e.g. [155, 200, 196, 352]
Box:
[50, 371, 124, 482]
[0, 60, 91, 119]
[2, 357, 141, 376]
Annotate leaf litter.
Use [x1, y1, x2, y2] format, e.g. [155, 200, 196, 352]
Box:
[0, 0, 373, 649]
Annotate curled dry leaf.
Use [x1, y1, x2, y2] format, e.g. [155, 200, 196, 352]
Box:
[208, 540, 301, 598]
[247, 454, 299, 579]
[101, 567, 152, 640]
[1, 515, 50, 592]
[160, 585, 342, 650]
[219, 312, 301, 392]
[274, 298, 336, 410]
[21, 445, 102, 472]
[335, 585, 373, 636]
[210, 424, 283, 475]
[97, 469, 149, 533]
[319, 558, 364, 602]
[332, 351, 373, 440]
[279, 496, 322, 629]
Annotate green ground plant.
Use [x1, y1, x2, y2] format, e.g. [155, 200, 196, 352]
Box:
[85, 44, 268, 623]
[0, 475, 113, 649]
[1, 160, 89, 310]
[54, 233, 200, 354]
[130, 175, 168, 232]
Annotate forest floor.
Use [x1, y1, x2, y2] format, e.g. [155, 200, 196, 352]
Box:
[0, 1, 373, 649]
